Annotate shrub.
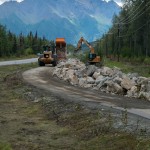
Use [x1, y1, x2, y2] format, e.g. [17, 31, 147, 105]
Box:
[144, 57, 150, 65]
[24, 48, 33, 55]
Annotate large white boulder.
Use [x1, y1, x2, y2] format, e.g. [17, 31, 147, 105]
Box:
[86, 65, 98, 76]
[95, 75, 105, 84]
[61, 68, 68, 79]
[121, 77, 136, 90]
[106, 81, 123, 94]
[86, 76, 95, 84]
[113, 76, 123, 85]
[52, 68, 61, 77]
[137, 77, 148, 85]
[65, 69, 79, 85]
[127, 73, 139, 79]
[79, 78, 87, 87]
[139, 92, 150, 101]
[127, 86, 138, 98]
[92, 72, 100, 79]
[97, 77, 110, 89]
[101, 66, 113, 76]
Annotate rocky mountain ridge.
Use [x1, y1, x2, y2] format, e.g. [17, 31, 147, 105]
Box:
[0, 0, 120, 43]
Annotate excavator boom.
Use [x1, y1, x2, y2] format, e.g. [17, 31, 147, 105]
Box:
[74, 37, 94, 53]
[74, 37, 100, 64]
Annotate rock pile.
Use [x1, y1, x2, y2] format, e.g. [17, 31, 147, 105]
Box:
[53, 59, 150, 101]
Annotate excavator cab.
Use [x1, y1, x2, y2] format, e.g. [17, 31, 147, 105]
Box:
[89, 53, 97, 61]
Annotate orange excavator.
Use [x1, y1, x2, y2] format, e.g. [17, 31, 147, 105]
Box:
[74, 37, 100, 64]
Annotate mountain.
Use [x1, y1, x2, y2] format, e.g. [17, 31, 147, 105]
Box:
[0, 0, 120, 44]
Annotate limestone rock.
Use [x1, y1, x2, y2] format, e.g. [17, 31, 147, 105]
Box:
[79, 78, 87, 87]
[106, 81, 123, 94]
[137, 77, 148, 85]
[65, 69, 79, 85]
[121, 77, 135, 90]
[101, 67, 113, 76]
[127, 86, 138, 98]
[92, 72, 100, 79]
[139, 92, 150, 101]
[52, 58, 150, 101]
[83, 84, 93, 88]
[127, 73, 139, 79]
[95, 75, 105, 84]
[52, 68, 61, 77]
[86, 77, 95, 84]
[86, 65, 98, 76]
[97, 77, 110, 89]
[113, 76, 123, 85]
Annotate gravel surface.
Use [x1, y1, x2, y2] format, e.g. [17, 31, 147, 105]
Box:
[23, 67, 150, 135]
[0, 58, 37, 66]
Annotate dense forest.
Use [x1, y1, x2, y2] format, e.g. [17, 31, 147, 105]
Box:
[0, 24, 49, 57]
[96, 0, 150, 63]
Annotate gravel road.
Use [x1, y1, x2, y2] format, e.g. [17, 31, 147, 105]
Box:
[23, 67, 150, 133]
[0, 58, 37, 66]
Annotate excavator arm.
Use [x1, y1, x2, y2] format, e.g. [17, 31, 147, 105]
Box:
[74, 37, 100, 64]
[74, 37, 95, 54]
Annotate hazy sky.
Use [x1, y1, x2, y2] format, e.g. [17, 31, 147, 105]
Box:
[0, 0, 123, 6]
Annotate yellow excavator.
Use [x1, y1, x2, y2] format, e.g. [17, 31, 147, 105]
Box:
[74, 37, 100, 64]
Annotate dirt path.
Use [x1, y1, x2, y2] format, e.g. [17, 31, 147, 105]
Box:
[23, 67, 150, 119]
[0, 58, 37, 66]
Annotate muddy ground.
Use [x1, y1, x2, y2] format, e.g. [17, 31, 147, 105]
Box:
[0, 64, 150, 150]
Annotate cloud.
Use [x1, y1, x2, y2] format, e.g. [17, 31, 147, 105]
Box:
[0, 0, 23, 5]
[105, 0, 123, 6]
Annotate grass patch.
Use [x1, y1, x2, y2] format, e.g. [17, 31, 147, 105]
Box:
[0, 142, 12, 150]
[23, 104, 41, 115]
[104, 58, 150, 77]
[43, 99, 150, 150]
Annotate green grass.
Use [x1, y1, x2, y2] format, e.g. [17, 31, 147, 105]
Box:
[104, 58, 150, 77]
[0, 63, 37, 77]
[0, 142, 12, 150]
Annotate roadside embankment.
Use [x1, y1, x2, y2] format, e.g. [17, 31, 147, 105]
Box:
[53, 59, 150, 101]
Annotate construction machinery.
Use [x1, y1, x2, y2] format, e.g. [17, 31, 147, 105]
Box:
[74, 37, 100, 64]
[55, 38, 67, 61]
[38, 38, 67, 66]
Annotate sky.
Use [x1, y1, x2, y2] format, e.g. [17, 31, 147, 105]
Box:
[0, 0, 123, 6]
